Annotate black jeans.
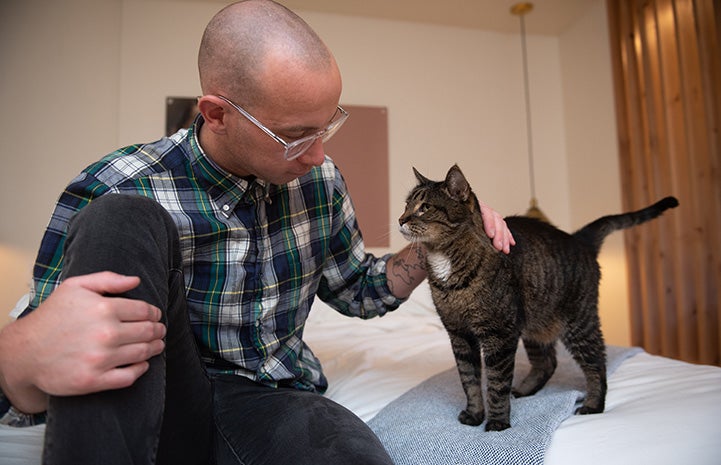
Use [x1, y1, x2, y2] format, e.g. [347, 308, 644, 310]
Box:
[42, 195, 213, 465]
[41, 194, 393, 465]
[213, 374, 393, 465]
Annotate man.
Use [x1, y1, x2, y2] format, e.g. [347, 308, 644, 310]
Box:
[0, 1, 514, 464]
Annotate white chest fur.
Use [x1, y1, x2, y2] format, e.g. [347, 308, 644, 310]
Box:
[427, 252, 452, 282]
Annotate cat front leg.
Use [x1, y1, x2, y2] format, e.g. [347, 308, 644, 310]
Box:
[482, 339, 518, 431]
[447, 331, 485, 426]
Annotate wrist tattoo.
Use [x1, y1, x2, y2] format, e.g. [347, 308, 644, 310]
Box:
[390, 256, 424, 286]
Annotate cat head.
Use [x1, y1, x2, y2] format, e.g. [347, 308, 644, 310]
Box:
[399, 164, 481, 244]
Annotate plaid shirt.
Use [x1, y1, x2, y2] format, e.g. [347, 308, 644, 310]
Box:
[22, 117, 401, 397]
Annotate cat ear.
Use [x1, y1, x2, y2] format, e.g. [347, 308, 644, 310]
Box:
[413, 167, 432, 185]
[445, 164, 470, 202]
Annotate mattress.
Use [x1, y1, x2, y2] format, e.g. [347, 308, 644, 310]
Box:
[2, 282, 720, 464]
[304, 282, 721, 465]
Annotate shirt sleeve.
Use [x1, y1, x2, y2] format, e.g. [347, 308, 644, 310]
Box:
[25, 171, 111, 314]
[0, 391, 46, 427]
[315, 167, 404, 318]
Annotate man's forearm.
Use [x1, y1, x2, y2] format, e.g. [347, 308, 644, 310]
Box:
[0, 320, 49, 414]
[385, 243, 427, 299]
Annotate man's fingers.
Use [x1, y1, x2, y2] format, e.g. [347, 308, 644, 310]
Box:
[479, 203, 515, 254]
[86, 342, 163, 394]
[494, 215, 515, 254]
[64, 272, 163, 323]
[95, 362, 152, 392]
[114, 300, 163, 323]
[111, 340, 165, 368]
[114, 320, 167, 345]
[67, 271, 141, 296]
[479, 204, 497, 238]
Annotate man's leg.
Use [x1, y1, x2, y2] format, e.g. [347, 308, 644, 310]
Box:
[213, 374, 393, 465]
[41, 195, 213, 465]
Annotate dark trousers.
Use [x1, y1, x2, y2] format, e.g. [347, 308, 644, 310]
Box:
[41, 194, 392, 465]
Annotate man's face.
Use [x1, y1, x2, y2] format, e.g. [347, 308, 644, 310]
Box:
[209, 60, 343, 185]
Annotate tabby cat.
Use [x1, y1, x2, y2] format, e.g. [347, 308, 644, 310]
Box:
[399, 164, 678, 432]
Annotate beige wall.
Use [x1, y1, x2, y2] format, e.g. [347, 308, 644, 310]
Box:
[0, 0, 628, 345]
[560, 0, 629, 345]
[0, 0, 122, 323]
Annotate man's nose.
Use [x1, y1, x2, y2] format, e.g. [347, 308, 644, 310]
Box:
[296, 139, 325, 166]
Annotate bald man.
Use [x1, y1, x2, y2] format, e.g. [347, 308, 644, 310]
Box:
[0, 1, 513, 464]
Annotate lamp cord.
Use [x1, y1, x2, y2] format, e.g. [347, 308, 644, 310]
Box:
[519, 14, 537, 200]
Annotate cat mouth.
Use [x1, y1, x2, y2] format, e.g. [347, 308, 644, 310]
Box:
[399, 224, 423, 242]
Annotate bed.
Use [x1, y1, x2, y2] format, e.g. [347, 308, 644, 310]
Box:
[2, 282, 721, 464]
[304, 282, 721, 465]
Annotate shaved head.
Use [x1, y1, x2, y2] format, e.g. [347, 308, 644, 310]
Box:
[198, 0, 335, 107]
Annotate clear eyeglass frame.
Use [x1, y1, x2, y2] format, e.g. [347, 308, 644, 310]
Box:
[214, 94, 349, 161]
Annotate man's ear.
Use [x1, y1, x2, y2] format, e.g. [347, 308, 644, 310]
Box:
[197, 95, 229, 135]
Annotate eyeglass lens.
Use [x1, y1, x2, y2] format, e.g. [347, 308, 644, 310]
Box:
[284, 110, 347, 160]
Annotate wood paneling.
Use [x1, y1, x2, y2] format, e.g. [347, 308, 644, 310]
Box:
[607, 0, 721, 365]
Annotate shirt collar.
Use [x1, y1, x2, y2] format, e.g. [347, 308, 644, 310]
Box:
[187, 116, 274, 217]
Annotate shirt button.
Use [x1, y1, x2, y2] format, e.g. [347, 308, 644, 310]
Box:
[222, 204, 230, 212]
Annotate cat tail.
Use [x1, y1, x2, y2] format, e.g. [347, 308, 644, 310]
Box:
[573, 196, 679, 255]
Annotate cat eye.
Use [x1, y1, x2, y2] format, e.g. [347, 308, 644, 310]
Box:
[417, 203, 430, 215]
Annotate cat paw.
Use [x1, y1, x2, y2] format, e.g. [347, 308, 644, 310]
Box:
[458, 410, 484, 426]
[575, 405, 604, 415]
[485, 420, 511, 432]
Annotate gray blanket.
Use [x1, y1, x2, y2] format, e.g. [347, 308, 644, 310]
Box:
[368, 344, 642, 465]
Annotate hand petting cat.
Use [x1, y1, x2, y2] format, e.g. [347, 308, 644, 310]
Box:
[478, 200, 516, 254]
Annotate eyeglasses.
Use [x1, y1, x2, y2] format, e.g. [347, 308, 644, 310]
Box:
[215, 94, 349, 161]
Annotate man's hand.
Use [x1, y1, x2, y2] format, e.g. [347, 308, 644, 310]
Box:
[479, 201, 516, 254]
[0, 272, 166, 413]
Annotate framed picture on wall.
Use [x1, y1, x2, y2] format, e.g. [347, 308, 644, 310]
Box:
[166, 97, 199, 135]
[324, 105, 389, 247]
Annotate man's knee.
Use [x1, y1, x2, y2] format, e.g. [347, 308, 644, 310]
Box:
[69, 194, 176, 239]
[62, 194, 182, 292]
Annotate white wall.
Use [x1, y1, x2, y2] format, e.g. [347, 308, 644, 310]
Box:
[559, 0, 630, 345]
[116, 1, 571, 233]
[0, 0, 628, 345]
[314, 14, 571, 236]
[0, 0, 123, 321]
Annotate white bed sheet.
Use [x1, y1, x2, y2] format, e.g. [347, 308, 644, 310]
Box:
[304, 282, 721, 465]
[3, 283, 720, 465]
